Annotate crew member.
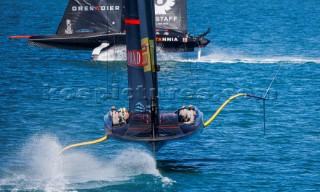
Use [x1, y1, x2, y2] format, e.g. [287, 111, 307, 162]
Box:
[122, 107, 129, 123]
[117, 107, 130, 124]
[179, 105, 188, 122]
[110, 106, 120, 126]
[185, 105, 196, 124]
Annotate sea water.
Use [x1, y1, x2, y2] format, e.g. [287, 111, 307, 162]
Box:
[1, 0, 320, 191]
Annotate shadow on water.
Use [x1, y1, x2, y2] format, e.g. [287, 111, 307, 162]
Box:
[157, 158, 228, 173]
[157, 155, 275, 173]
[157, 160, 201, 173]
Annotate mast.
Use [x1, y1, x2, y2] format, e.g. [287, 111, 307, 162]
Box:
[125, 0, 159, 137]
[124, 0, 147, 113]
[137, 0, 159, 140]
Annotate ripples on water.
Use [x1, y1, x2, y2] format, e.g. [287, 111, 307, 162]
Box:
[1, 0, 320, 191]
[1, 57, 319, 191]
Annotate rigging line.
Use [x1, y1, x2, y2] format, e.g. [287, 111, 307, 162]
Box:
[246, 65, 281, 133]
[113, 32, 116, 62]
[190, 0, 196, 36]
[60, 134, 109, 153]
[106, 5, 110, 63]
[262, 65, 281, 133]
[112, 33, 116, 86]
[107, 53, 109, 96]
[203, 93, 247, 127]
[110, 38, 116, 87]
[193, 61, 200, 106]
[264, 65, 281, 99]
[263, 99, 266, 134]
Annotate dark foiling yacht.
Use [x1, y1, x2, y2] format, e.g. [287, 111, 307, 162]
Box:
[101, 0, 204, 152]
[10, 0, 210, 59]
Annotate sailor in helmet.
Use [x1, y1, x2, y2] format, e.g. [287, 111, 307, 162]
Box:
[122, 107, 129, 123]
[185, 105, 196, 124]
[118, 108, 125, 124]
[117, 107, 130, 124]
[110, 106, 120, 126]
[179, 105, 188, 122]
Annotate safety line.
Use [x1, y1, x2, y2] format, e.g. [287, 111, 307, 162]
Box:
[203, 93, 247, 127]
[60, 134, 108, 153]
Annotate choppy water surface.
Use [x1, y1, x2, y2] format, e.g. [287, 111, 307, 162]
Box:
[1, 0, 320, 191]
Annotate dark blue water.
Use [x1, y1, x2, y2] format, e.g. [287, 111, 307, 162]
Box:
[1, 0, 320, 191]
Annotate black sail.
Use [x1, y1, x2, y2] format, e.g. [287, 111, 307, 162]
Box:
[56, 0, 125, 35]
[23, 0, 209, 52]
[124, 0, 148, 114]
[138, 0, 159, 139]
[155, 0, 187, 33]
[56, 0, 186, 35]
[124, 0, 159, 138]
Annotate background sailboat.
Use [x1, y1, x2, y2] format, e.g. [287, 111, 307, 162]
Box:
[10, 0, 210, 59]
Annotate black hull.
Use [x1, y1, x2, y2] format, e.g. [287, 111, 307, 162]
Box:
[104, 108, 203, 151]
[28, 32, 210, 52]
[28, 33, 125, 50]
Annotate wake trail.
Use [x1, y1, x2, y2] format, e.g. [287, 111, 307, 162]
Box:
[183, 53, 320, 64]
[0, 134, 173, 191]
[95, 46, 320, 64]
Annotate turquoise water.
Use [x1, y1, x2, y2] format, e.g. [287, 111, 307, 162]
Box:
[1, 0, 320, 191]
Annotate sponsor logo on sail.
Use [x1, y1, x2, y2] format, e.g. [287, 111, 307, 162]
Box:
[127, 50, 143, 67]
[156, 16, 178, 22]
[65, 19, 73, 34]
[155, 0, 175, 14]
[134, 102, 145, 112]
[71, 5, 120, 12]
[156, 37, 179, 42]
[141, 38, 151, 71]
[75, 28, 94, 33]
